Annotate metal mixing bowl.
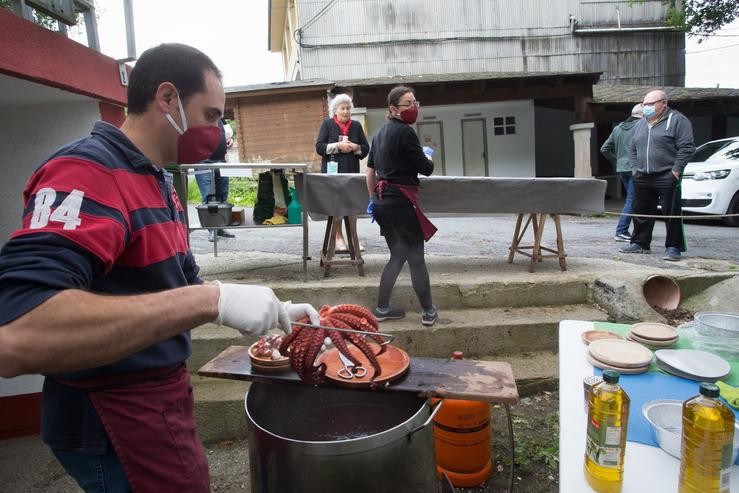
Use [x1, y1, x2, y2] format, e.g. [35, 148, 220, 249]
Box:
[642, 399, 739, 463]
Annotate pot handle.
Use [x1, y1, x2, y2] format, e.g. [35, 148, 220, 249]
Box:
[407, 399, 444, 441]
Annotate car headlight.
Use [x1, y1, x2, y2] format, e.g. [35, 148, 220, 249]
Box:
[692, 169, 731, 181]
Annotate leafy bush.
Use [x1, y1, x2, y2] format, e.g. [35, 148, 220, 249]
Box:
[187, 177, 258, 207]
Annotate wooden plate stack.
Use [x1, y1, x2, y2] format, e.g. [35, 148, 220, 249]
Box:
[581, 330, 624, 345]
[587, 339, 654, 374]
[627, 322, 679, 348]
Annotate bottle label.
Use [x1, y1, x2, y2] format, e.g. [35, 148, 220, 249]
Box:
[586, 416, 622, 467]
[327, 160, 338, 174]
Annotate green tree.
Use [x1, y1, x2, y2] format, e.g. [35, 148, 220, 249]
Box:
[0, 1, 78, 30]
[633, 0, 739, 39]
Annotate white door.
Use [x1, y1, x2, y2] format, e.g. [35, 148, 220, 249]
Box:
[416, 121, 445, 175]
[462, 118, 488, 176]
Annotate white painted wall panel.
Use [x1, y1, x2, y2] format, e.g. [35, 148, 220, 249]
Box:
[0, 101, 100, 244]
[365, 100, 535, 177]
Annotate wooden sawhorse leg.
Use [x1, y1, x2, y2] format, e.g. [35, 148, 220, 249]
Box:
[508, 213, 567, 272]
[320, 215, 364, 277]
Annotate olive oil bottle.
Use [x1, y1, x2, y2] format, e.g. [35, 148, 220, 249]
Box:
[584, 370, 630, 491]
[679, 382, 735, 493]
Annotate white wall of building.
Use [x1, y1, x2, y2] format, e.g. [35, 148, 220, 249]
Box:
[365, 100, 536, 177]
[0, 101, 100, 244]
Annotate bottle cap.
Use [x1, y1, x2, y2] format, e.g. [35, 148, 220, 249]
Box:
[602, 369, 620, 383]
[699, 382, 720, 398]
[452, 351, 464, 360]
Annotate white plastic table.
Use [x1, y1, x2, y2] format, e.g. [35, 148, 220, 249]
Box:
[558, 320, 739, 492]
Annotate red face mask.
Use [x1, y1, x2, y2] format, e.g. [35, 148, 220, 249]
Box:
[165, 91, 222, 164]
[399, 105, 419, 124]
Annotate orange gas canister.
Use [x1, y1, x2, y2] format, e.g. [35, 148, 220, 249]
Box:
[432, 351, 493, 487]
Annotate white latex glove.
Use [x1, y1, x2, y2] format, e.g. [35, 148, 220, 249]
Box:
[214, 281, 285, 336]
[281, 301, 321, 334]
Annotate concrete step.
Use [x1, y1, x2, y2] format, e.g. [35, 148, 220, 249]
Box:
[188, 303, 608, 373]
[192, 350, 560, 444]
[269, 277, 591, 313]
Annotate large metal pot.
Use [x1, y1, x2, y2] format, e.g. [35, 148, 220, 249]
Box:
[245, 382, 441, 493]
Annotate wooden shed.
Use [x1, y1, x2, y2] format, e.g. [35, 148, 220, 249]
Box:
[226, 79, 334, 170]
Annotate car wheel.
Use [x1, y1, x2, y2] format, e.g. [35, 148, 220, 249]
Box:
[723, 191, 739, 227]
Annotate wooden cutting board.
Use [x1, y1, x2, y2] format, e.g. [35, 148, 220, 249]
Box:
[198, 345, 519, 404]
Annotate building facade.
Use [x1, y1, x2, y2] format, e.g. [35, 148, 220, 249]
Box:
[265, 0, 687, 178]
[270, 0, 684, 86]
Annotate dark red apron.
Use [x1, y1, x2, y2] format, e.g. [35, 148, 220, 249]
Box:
[57, 365, 209, 492]
[377, 179, 437, 241]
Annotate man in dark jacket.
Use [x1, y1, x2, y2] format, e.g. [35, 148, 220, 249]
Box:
[601, 103, 643, 242]
[622, 90, 695, 261]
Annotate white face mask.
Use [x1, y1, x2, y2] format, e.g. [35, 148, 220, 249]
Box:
[165, 92, 188, 135]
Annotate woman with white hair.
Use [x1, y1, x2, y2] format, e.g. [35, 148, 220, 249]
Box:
[315, 93, 370, 252]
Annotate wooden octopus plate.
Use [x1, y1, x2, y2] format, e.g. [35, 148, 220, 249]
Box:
[315, 343, 410, 388]
[248, 341, 291, 373]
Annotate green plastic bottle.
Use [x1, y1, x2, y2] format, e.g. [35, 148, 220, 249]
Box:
[679, 382, 735, 493]
[584, 369, 630, 492]
[287, 188, 302, 224]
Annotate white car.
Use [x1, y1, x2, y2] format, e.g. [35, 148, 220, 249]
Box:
[681, 136, 739, 227]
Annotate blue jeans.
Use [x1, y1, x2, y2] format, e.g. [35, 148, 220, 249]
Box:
[195, 170, 229, 203]
[616, 171, 634, 235]
[52, 445, 131, 492]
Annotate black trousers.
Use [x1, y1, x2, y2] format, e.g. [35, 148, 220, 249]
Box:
[372, 195, 433, 312]
[631, 169, 686, 251]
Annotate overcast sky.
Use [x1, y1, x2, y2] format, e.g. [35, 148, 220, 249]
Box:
[75, 0, 739, 89]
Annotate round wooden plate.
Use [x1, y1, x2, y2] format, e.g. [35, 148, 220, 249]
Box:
[588, 339, 654, 368]
[627, 331, 677, 348]
[581, 330, 624, 345]
[315, 343, 410, 388]
[587, 354, 650, 375]
[248, 342, 291, 372]
[630, 322, 678, 341]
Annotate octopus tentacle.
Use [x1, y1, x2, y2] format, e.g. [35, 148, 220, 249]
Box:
[330, 312, 386, 354]
[281, 304, 387, 385]
[279, 326, 302, 357]
[328, 304, 377, 325]
[330, 312, 379, 332]
[304, 328, 327, 385]
[329, 316, 382, 379]
[323, 319, 362, 367]
[346, 332, 382, 379]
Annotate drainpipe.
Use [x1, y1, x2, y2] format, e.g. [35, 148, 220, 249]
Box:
[574, 26, 677, 34]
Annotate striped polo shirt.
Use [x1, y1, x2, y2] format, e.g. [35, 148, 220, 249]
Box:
[0, 121, 202, 451]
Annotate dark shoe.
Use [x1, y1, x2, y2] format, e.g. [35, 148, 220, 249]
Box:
[207, 231, 215, 242]
[620, 243, 650, 254]
[421, 305, 438, 326]
[663, 247, 681, 262]
[373, 306, 405, 322]
[217, 229, 235, 238]
[614, 233, 631, 242]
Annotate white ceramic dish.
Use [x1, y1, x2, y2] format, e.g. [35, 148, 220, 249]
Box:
[655, 349, 731, 382]
[642, 399, 739, 463]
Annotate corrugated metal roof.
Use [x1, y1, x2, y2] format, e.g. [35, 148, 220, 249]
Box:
[335, 70, 602, 88]
[225, 78, 333, 94]
[593, 84, 739, 103]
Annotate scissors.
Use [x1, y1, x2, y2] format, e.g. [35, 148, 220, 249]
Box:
[337, 351, 367, 380]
